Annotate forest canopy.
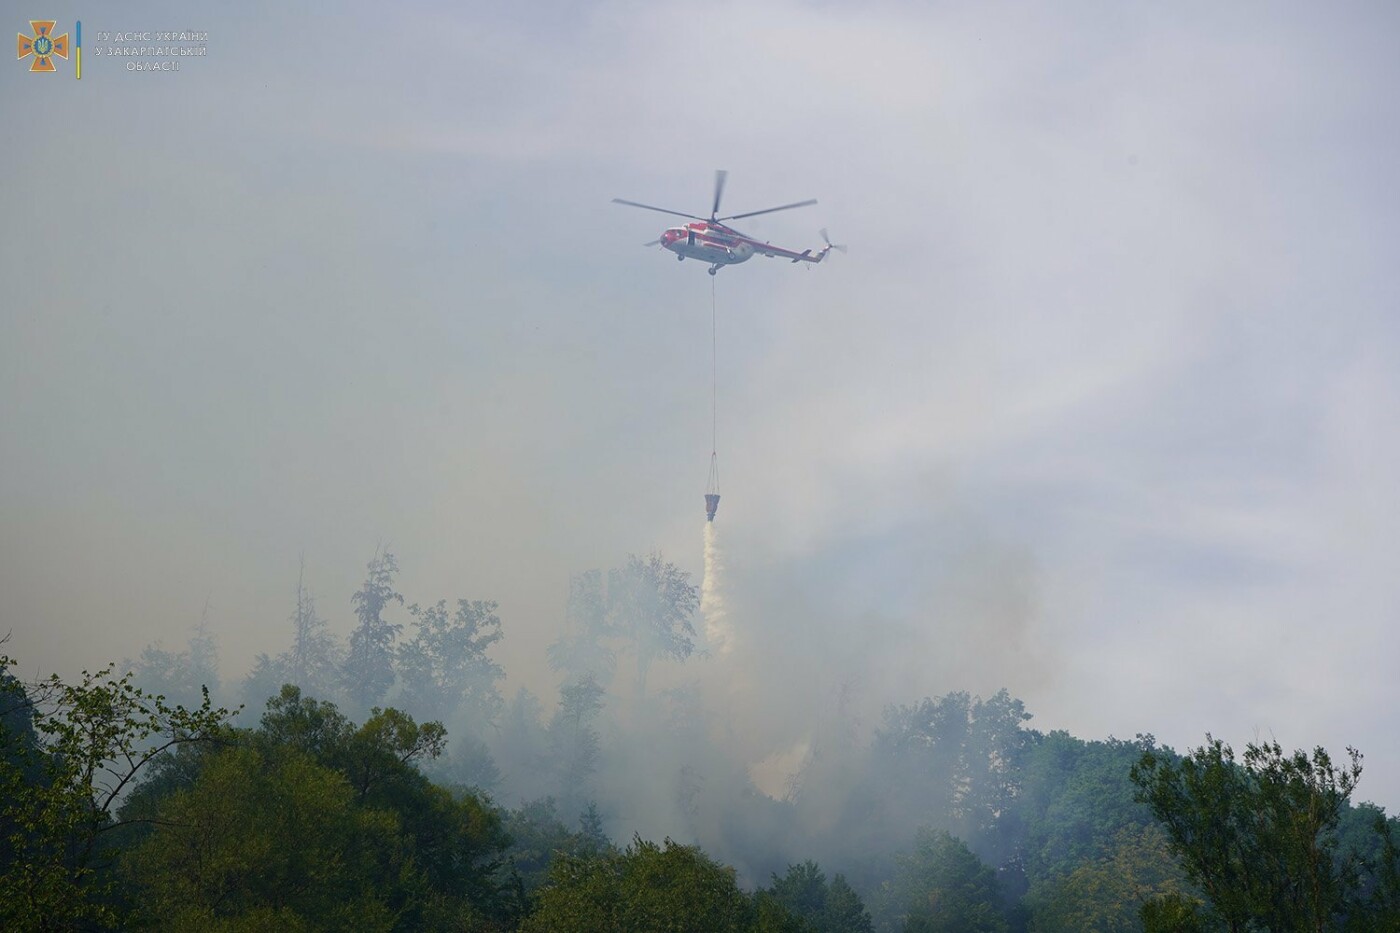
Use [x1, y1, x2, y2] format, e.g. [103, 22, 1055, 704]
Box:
[4, 552, 1399, 931]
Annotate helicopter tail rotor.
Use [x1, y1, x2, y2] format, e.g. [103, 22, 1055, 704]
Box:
[820, 228, 848, 254]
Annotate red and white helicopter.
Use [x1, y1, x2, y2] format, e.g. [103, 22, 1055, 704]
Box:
[613, 170, 844, 275]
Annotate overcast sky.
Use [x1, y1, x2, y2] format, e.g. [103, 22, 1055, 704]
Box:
[3, 1, 1399, 806]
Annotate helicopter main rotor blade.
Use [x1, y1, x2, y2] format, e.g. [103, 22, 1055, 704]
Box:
[643, 239, 662, 247]
[612, 198, 704, 221]
[712, 169, 728, 219]
[719, 199, 818, 222]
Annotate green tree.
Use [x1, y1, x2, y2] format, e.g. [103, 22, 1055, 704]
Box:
[879, 828, 1010, 933]
[502, 797, 615, 898]
[546, 556, 698, 705]
[867, 690, 1032, 872]
[240, 650, 291, 710]
[548, 675, 605, 813]
[769, 861, 829, 921]
[125, 601, 222, 712]
[578, 802, 610, 854]
[609, 553, 699, 702]
[1355, 812, 1400, 929]
[122, 744, 404, 931]
[762, 861, 874, 933]
[495, 687, 551, 799]
[1131, 736, 1366, 932]
[0, 652, 233, 930]
[0, 652, 45, 898]
[255, 686, 516, 923]
[1140, 892, 1214, 933]
[826, 874, 878, 933]
[124, 686, 519, 928]
[239, 562, 342, 710]
[521, 835, 756, 932]
[1026, 825, 1191, 933]
[340, 705, 448, 803]
[754, 895, 818, 932]
[341, 549, 404, 712]
[547, 570, 618, 688]
[1014, 731, 1160, 888]
[187, 608, 220, 701]
[284, 559, 341, 697]
[398, 598, 505, 728]
[258, 682, 355, 758]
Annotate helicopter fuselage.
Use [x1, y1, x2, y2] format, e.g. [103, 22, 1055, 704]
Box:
[660, 223, 756, 266]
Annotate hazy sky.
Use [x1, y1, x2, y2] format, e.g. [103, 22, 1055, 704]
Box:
[4, 2, 1399, 805]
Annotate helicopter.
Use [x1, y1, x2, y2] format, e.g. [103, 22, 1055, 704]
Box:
[613, 170, 844, 275]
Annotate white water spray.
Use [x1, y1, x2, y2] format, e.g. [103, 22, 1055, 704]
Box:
[701, 522, 734, 655]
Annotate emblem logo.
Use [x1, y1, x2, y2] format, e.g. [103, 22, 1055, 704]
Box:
[17, 20, 69, 72]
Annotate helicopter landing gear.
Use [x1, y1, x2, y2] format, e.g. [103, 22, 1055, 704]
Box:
[677, 254, 684, 261]
[708, 264, 720, 276]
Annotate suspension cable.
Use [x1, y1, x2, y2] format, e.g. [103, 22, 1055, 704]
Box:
[705, 275, 721, 501]
[704, 275, 721, 518]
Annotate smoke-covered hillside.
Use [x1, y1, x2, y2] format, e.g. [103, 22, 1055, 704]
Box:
[6, 545, 1397, 930]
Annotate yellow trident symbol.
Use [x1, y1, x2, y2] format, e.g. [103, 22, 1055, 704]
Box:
[17, 20, 68, 72]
